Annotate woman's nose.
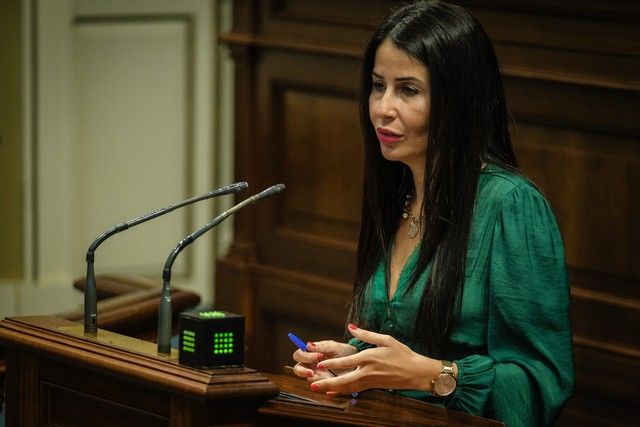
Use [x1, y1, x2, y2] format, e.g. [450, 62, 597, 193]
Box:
[377, 91, 397, 119]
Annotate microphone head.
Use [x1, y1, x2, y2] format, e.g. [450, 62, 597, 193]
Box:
[270, 183, 286, 194]
[230, 181, 249, 191]
[211, 181, 248, 197]
[256, 183, 286, 200]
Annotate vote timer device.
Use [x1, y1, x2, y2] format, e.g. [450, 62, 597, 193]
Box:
[178, 310, 245, 368]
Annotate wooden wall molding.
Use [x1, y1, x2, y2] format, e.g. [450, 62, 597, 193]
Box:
[219, 32, 363, 59]
[572, 287, 640, 313]
[223, 31, 640, 93]
[456, 0, 640, 22]
[574, 335, 640, 360]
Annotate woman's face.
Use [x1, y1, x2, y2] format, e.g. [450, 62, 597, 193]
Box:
[369, 40, 430, 172]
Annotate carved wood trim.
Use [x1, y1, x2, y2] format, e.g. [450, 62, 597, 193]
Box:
[0, 316, 278, 400]
[572, 287, 640, 313]
[573, 335, 640, 359]
[220, 32, 362, 59]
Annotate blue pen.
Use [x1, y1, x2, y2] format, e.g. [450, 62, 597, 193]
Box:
[287, 332, 358, 398]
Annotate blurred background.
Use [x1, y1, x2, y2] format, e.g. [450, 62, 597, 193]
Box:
[0, 0, 235, 315]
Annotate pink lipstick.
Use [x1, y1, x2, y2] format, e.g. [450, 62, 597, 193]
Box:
[376, 127, 402, 145]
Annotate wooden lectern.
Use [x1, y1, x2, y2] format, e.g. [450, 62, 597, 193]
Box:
[0, 316, 502, 426]
[0, 316, 277, 426]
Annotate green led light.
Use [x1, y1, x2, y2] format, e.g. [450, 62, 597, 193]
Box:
[213, 330, 236, 356]
[182, 346, 195, 353]
[198, 311, 226, 318]
[183, 330, 195, 337]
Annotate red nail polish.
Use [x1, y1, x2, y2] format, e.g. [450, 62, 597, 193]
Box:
[310, 383, 319, 392]
[348, 323, 358, 330]
[316, 354, 324, 362]
[306, 370, 313, 378]
[317, 363, 325, 369]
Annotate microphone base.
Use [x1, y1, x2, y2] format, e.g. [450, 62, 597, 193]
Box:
[58, 324, 179, 360]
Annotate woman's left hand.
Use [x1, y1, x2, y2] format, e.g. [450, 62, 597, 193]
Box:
[309, 324, 441, 394]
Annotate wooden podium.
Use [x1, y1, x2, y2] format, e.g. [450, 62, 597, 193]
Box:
[0, 316, 501, 426]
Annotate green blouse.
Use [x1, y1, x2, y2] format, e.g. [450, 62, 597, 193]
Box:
[348, 165, 574, 426]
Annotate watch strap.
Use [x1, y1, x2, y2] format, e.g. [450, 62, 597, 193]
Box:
[441, 360, 455, 377]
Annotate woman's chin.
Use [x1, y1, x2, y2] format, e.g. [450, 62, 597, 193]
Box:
[380, 148, 412, 165]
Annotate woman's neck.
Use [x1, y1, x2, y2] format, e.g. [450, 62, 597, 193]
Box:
[410, 167, 425, 211]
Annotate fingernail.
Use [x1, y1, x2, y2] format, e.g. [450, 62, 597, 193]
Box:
[308, 342, 316, 347]
[317, 363, 325, 369]
[348, 323, 358, 330]
[316, 354, 324, 362]
[310, 383, 319, 392]
[306, 370, 313, 378]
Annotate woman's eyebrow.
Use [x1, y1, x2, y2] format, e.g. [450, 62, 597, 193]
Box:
[396, 76, 422, 83]
[372, 71, 423, 84]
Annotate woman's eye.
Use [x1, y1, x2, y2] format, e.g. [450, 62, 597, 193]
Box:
[401, 86, 419, 96]
[372, 81, 385, 92]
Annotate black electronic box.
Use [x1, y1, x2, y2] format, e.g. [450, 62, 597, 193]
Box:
[178, 310, 245, 368]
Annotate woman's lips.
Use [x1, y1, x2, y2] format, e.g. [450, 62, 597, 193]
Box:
[376, 128, 402, 145]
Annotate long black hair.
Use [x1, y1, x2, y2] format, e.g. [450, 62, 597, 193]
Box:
[349, 0, 518, 355]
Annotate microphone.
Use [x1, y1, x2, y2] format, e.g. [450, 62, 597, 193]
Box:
[157, 183, 286, 354]
[82, 182, 249, 334]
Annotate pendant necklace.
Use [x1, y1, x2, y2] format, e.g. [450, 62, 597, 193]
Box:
[402, 193, 420, 239]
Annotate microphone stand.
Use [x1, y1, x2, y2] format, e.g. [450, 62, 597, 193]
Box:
[82, 182, 248, 334]
[157, 184, 285, 354]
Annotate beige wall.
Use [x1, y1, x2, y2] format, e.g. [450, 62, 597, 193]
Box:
[0, 0, 236, 317]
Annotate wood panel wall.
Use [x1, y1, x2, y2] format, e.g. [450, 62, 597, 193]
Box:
[216, 1, 640, 425]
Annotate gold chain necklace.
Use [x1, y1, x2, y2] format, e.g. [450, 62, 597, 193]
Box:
[402, 194, 420, 239]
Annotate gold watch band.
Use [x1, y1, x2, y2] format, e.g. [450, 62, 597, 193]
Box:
[441, 360, 455, 377]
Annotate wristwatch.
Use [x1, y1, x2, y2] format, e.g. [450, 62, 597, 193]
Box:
[431, 360, 457, 397]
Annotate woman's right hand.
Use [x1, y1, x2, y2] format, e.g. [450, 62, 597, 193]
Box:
[292, 340, 357, 382]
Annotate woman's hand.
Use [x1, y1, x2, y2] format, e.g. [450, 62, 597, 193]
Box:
[292, 339, 357, 382]
[309, 324, 442, 395]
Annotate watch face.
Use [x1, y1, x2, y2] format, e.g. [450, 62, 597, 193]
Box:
[434, 374, 457, 397]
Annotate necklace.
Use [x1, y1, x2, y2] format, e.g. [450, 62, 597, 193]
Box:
[402, 193, 420, 239]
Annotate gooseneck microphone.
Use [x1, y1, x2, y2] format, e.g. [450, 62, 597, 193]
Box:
[156, 184, 286, 354]
[82, 182, 249, 334]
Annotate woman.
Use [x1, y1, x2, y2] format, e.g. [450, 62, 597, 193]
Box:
[291, 1, 574, 426]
